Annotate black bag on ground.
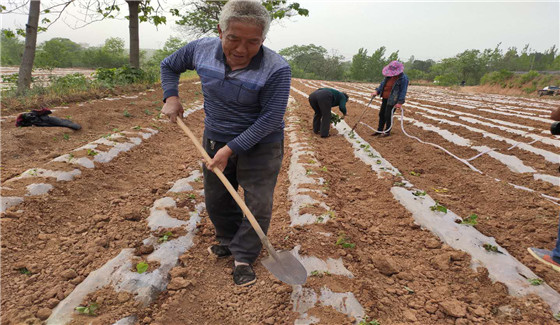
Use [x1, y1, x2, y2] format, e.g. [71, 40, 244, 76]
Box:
[15, 108, 81, 130]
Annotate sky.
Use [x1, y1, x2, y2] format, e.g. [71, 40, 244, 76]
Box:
[2, 0, 559, 61]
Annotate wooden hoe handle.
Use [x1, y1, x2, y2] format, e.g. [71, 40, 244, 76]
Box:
[175, 118, 269, 242]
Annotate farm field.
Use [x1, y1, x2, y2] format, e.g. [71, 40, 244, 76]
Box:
[0, 67, 96, 90]
[1, 78, 559, 324]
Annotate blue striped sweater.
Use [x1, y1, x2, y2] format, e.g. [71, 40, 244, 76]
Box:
[160, 37, 291, 154]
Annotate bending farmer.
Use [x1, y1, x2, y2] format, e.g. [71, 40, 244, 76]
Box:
[308, 88, 349, 138]
[160, 0, 291, 287]
[371, 60, 409, 137]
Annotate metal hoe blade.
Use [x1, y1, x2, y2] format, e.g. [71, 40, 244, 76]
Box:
[261, 250, 308, 286]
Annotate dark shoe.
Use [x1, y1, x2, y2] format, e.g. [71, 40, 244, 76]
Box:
[320, 135, 329, 138]
[233, 264, 256, 286]
[207, 245, 232, 258]
[381, 132, 391, 137]
[371, 132, 382, 136]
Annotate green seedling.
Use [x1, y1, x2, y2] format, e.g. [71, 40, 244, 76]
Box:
[86, 149, 98, 156]
[376, 160, 382, 165]
[430, 201, 447, 213]
[136, 261, 149, 274]
[310, 270, 331, 277]
[433, 187, 448, 193]
[483, 243, 499, 253]
[144, 109, 153, 115]
[194, 178, 201, 183]
[327, 210, 336, 219]
[359, 316, 380, 325]
[67, 153, 74, 162]
[308, 159, 316, 164]
[75, 302, 98, 316]
[316, 216, 324, 223]
[18, 267, 31, 275]
[528, 278, 543, 286]
[305, 169, 313, 175]
[349, 131, 355, 139]
[394, 182, 406, 187]
[404, 286, 415, 294]
[330, 113, 342, 126]
[112, 128, 120, 132]
[123, 110, 131, 118]
[412, 190, 426, 197]
[62, 133, 70, 140]
[554, 312, 560, 321]
[335, 234, 355, 249]
[410, 171, 421, 176]
[158, 231, 173, 243]
[321, 166, 328, 172]
[133, 125, 142, 130]
[460, 214, 478, 226]
[187, 193, 196, 199]
[368, 153, 375, 158]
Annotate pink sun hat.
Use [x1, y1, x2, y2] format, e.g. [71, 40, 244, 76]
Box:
[382, 60, 404, 77]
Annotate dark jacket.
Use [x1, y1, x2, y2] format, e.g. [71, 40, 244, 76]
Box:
[317, 88, 348, 115]
[375, 73, 409, 106]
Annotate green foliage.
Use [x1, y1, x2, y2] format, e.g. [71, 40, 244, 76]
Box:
[460, 214, 478, 226]
[279, 44, 345, 80]
[430, 201, 447, 213]
[75, 302, 98, 316]
[483, 243, 499, 253]
[310, 270, 331, 277]
[335, 234, 355, 249]
[18, 267, 31, 275]
[94, 66, 157, 86]
[359, 316, 380, 325]
[86, 149, 98, 156]
[1, 29, 24, 66]
[35, 38, 83, 68]
[528, 278, 543, 286]
[480, 69, 514, 86]
[330, 113, 342, 126]
[136, 261, 149, 274]
[173, 0, 309, 37]
[158, 231, 173, 242]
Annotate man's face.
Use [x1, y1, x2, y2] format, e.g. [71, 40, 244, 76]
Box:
[218, 21, 264, 70]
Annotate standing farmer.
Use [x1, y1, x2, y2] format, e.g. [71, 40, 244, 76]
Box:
[160, 0, 291, 287]
[308, 88, 349, 138]
[371, 61, 409, 137]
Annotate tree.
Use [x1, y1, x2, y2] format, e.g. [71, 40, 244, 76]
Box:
[350, 48, 369, 81]
[35, 37, 83, 68]
[16, 0, 40, 95]
[1, 29, 24, 66]
[172, 0, 309, 38]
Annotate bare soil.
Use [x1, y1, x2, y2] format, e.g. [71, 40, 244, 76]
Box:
[1, 77, 558, 324]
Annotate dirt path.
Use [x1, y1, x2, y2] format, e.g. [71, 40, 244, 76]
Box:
[1, 78, 559, 324]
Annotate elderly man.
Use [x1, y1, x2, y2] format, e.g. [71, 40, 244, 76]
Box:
[160, 0, 291, 286]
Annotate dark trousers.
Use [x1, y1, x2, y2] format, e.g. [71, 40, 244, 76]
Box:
[309, 89, 333, 137]
[378, 99, 396, 133]
[202, 137, 283, 264]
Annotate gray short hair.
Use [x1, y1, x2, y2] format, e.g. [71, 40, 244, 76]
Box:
[219, 0, 271, 38]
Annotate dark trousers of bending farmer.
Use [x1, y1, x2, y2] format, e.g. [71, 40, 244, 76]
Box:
[308, 88, 348, 138]
[309, 89, 333, 137]
[378, 98, 397, 133]
[202, 137, 284, 264]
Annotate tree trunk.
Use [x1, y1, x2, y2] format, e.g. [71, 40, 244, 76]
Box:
[17, 0, 41, 95]
[127, 0, 140, 69]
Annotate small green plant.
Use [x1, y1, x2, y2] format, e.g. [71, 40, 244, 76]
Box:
[187, 193, 196, 199]
[305, 169, 313, 175]
[75, 302, 98, 316]
[460, 214, 478, 225]
[310, 270, 331, 277]
[394, 182, 406, 187]
[528, 278, 543, 286]
[133, 125, 142, 130]
[376, 160, 382, 165]
[86, 149, 98, 156]
[18, 267, 31, 275]
[430, 201, 447, 213]
[410, 171, 421, 176]
[412, 190, 426, 197]
[554, 312, 560, 321]
[67, 153, 74, 161]
[483, 243, 499, 253]
[158, 231, 173, 243]
[144, 109, 153, 115]
[330, 113, 342, 126]
[194, 177, 201, 183]
[349, 131, 355, 139]
[316, 216, 324, 223]
[136, 261, 149, 274]
[62, 133, 70, 140]
[335, 234, 355, 249]
[321, 166, 328, 172]
[359, 316, 380, 325]
[308, 159, 316, 164]
[123, 110, 131, 118]
[327, 210, 336, 219]
[65, 115, 72, 120]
